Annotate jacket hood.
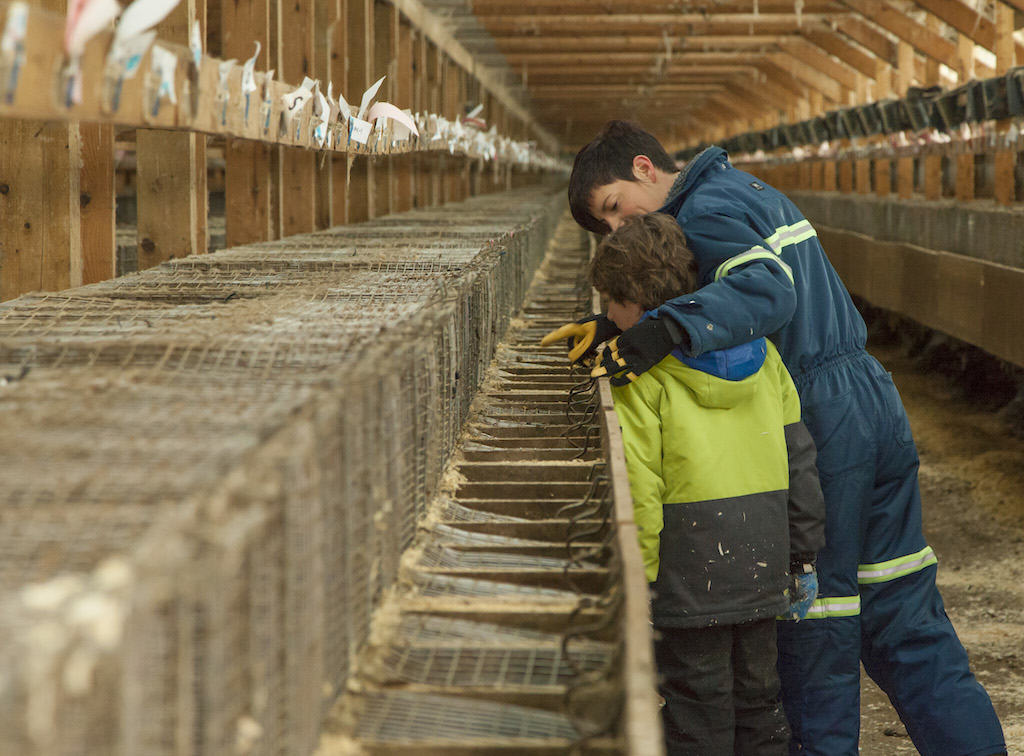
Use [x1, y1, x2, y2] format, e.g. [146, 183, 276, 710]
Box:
[661, 337, 767, 409]
[661, 146, 729, 217]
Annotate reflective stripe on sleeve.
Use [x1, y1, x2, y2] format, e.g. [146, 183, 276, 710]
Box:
[714, 247, 795, 284]
[763, 219, 817, 254]
[802, 595, 861, 619]
[858, 546, 937, 584]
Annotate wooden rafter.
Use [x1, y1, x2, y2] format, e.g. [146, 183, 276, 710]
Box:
[778, 37, 860, 90]
[800, 29, 880, 78]
[910, 0, 1024, 61]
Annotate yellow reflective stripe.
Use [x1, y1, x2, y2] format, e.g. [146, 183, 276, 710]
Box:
[802, 595, 861, 619]
[714, 248, 794, 284]
[858, 546, 938, 584]
[763, 220, 817, 254]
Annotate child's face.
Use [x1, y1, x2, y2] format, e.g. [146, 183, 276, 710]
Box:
[606, 299, 645, 332]
[587, 156, 670, 231]
[589, 179, 663, 232]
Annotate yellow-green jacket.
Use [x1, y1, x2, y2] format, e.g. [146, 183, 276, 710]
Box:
[611, 337, 825, 628]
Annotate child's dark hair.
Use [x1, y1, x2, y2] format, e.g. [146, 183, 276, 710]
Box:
[568, 120, 679, 235]
[588, 213, 697, 312]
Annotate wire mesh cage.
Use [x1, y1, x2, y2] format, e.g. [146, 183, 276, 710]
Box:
[0, 185, 565, 756]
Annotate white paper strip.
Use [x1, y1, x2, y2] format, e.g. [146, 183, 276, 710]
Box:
[356, 75, 385, 119]
[65, 0, 120, 58]
[241, 41, 260, 94]
[114, 0, 181, 44]
[366, 101, 419, 139]
[150, 43, 177, 104]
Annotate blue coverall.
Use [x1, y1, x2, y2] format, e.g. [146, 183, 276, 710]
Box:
[650, 147, 1004, 756]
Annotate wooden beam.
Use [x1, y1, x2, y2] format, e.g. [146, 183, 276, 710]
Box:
[347, 0, 373, 222]
[0, 122, 82, 300]
[136, 0, 207, 270]
[330, 0, 349, 224]
[480, 13, 839, 32]
[394, 14, 415, 212]
[995, 0, 1017, 74]
[507, 51, 785, 66]
[839, 0, 969, 71]
[770, 52, 842, 101]
[474, 0, 848, 10]
[911, 0, 1024, 62]
[278, 0, 316, 236]
[223, 0, 274, 245]
[833, 17, 897, 65]
[957, 33, 976, 81]
[778, 37, 859, 90]
[800, 29, 879, 78]
[80, 124, 116, 285]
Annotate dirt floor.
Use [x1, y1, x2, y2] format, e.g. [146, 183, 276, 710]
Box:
[857, 342, 1024, 755]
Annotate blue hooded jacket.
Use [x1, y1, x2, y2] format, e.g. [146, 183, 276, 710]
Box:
[653, 147, 867, 376]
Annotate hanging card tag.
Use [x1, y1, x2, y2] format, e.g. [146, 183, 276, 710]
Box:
[189, 18, 201, 67]
[241, 41, 259, 122]
[349, 117, 372, 145]
[1, 3, 29, 104]
[216, 57, 236, 124]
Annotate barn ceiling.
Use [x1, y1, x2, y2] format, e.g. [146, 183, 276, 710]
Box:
[421, 0, 1024, 152]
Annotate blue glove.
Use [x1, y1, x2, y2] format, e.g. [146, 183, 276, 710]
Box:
[786, 566, 818, 621]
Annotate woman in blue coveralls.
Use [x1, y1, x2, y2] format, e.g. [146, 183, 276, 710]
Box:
[548, 120, 1005, 756]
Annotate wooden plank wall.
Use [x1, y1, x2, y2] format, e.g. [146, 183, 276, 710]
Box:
[0, 0, 551, 301]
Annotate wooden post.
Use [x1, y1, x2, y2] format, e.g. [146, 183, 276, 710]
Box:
[0, 0, 84, 300]
[223, 0, 273, 245]
[924, 153, 942, 201]
[957, 34, 975, 82]
[875, 158, 892, 198]
[347, 0, 373, 222]
[330, 0, 348, 224]
[313, 0, 334, 229]
[956, 152, 975, 201]
[80, 124, 116, 284]
[394, 15, 415, 212]
[136, 0, 207, 269]
[897, 155, 914, 199]
[278, 0, 316, 236]
[856, 159, 871, 194]
[838, 160, 854, 193]
[0, 122, 82, 299]
[373, 0, 395, 217]
[823, 161, 837, 192]
[994, 1, 1017, 206]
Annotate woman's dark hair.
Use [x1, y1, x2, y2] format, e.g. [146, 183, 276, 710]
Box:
[588, 213, 697, 311]
[568, 121, 678, 235]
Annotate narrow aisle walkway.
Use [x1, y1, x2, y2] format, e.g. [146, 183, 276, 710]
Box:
[318, 215, 642, 754]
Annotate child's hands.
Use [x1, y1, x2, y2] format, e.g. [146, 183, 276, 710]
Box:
[785, 566, 819, 621]
[540, 314, 621, 364]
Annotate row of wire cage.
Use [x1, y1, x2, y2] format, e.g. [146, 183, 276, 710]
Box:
[329, 218, 641, 752]
[0, 185, 563, 755]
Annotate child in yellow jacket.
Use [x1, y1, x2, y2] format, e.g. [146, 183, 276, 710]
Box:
[589, 213, 825, 756]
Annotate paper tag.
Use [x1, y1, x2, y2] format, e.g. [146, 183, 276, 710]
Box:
[150, 44, 177, 104]
[189, 19, 202, 67]
[357, 75, 385, 119]
[349, 117, 371, 145]
[241, 41, 260, 94]
[115, 0, 182, 42]
[1, 2, 27, 56]
[65, 0, 120, 58]
[114, 30, 157, 78]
